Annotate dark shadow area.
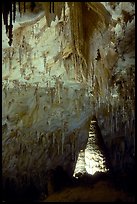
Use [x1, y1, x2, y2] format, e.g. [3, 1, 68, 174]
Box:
[2, 116, 135, 202]
[2, 173, 135, 202]
[2, 177, 42, 202]
[2, 166, 73, 202]
[43, 170, 135, 202]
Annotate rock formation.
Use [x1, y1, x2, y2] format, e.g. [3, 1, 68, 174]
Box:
[2, 2, 135, 199]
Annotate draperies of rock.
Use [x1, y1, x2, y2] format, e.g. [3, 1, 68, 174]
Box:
[2, 2, 110, 65]
[67, 2, 111, 81]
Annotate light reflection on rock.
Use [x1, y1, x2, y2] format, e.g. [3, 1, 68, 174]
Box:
[74, 121, 108, 177]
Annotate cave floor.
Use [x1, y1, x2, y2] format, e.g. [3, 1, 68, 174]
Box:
[2, 171, 135, 202]
[42, 172, 135, 202]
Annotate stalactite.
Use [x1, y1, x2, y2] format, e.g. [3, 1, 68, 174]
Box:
[13, 2, 16, 22]
[57, 87, 61, 104]
[48, 119, 51, 127]
[74, 98, 79, 117]
[9, 49, 12, 70]
[2, 2, 13, 46]
[70, 132, 76, 161]
[43, 54, 46, 70]
[52, 2, 54, 13]
[18, 2, 21, 17]
[2, 3, 10, 34]
[48, 67, 51, 76]
[111, 114, 113, 136]
[71, 143, 75, 161]
[63, 2, 65, 21]
[50, 2, 52, 13]
[57, 142, 60, 155]
[98, 96, 101, 108]
[31, 2, 35, 11]
[124, 121, 127, 137]
[56, 129, 61, 155]
[50, 88, 55, 104]
[114, 111, 118, 133]
[75, 56, 79, 81]
[23, 2, 26, 13]
[127, 118, 130, 133]
[19, 47, 22, 65]
[52, 132, 55, 145]
[107, 102, 109, 113]
[61, 132, 65, 154]
[55, 77, 62, 104]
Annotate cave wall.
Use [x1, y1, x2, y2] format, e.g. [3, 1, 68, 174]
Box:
[2, 3, 93, 193]
[92, 2, 135, 172]
[2, 2, 135, 195]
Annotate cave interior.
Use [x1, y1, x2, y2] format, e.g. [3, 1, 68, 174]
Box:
[2, 2, 135, 202]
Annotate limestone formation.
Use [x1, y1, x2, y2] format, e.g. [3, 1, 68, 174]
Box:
[2, 2, 135, 199]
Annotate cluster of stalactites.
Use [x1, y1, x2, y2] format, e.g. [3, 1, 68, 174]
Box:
[2, 2, 111, 84]
[2, 1, 14, 46]
[44, 2, 65, 27]
[2, 2, 66, 46]
[2, 2, 36, 46]
[67, 2, 111, 81]
[68, 2, 88, 81]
